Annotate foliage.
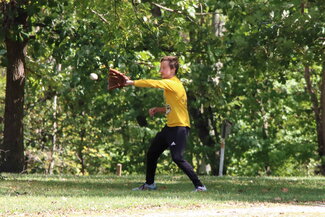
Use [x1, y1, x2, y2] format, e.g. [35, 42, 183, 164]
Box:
[0, 0, 324, 176]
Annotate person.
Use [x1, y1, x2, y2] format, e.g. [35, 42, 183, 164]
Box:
[125, 56, 206, 192]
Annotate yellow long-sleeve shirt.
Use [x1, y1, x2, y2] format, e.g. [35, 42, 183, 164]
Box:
[134, 76, 190, 127]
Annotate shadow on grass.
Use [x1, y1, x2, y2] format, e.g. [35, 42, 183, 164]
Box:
[1, 174, 324, 203]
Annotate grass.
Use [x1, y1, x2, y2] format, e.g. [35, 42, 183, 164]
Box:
[0, 174, 324, 216]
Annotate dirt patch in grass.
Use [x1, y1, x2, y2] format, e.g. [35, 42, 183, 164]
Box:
[3, 202, 324, 217]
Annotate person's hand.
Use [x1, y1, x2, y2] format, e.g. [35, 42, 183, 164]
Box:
[149, 107, 157, 117]
[125, 80, 134, 86]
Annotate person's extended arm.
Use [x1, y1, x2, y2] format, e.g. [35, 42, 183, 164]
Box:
[126, 79, 175, 92]
[149, 107, 166, 117]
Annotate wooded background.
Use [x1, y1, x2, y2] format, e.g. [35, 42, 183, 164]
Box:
[0, 0, 324, 176]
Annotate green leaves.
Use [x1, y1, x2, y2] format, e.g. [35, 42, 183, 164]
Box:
[1, 0, 322, 175]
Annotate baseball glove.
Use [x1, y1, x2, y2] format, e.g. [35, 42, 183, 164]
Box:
[107, 69, 129, 91]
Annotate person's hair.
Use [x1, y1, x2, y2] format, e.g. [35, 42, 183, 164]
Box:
[160, 56, 179, 74]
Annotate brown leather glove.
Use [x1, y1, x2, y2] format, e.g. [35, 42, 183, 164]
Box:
[107, 69, 130, 91]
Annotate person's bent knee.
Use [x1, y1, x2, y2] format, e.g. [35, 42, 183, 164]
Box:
[172, 155, 184, 164]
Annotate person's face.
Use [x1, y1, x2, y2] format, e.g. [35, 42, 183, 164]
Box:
[160, 61, 175, 79]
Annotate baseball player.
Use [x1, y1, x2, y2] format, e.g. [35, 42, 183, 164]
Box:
[125, 56, 206, 191]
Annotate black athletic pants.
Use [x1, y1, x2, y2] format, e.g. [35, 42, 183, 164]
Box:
[145, 126, 203, 187]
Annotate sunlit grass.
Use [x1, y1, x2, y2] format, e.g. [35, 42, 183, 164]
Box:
[0, 174, 324, 216]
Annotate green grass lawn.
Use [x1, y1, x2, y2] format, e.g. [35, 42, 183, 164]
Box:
[0, 174, 324, 216]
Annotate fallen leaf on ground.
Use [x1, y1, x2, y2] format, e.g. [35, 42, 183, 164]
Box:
[281, 188, 289, 193]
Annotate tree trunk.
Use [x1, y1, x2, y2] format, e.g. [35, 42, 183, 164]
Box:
[47, 63, 61, 175]
[0, 39, 27, 173]
[188, 93, 219, 175]
[48, 95, 58, 175]
[304, 65, 325, 175]
[257, 97, 272, 175]
[77, 128, 86, 175]
[319, 64, 325, 174]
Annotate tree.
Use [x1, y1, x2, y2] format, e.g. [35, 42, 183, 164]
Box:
[1, 0, 322, 176]
[0, 0, 29, 172]
[220, 0, 325, 174]
[0, 0, 71, 172]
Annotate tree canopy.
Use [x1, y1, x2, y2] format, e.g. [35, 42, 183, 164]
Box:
[0, 0, 324, 176]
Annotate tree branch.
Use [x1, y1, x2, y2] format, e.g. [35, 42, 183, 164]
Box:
[151, 2, 194, 22]
[151, 2, 219, 16]
[151, 2, 182, 14]
[90, 9, 109, 24]
[135, 61, 154, 68]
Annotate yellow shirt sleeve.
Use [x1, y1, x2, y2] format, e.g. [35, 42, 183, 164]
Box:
[134, 79, 177, 92]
